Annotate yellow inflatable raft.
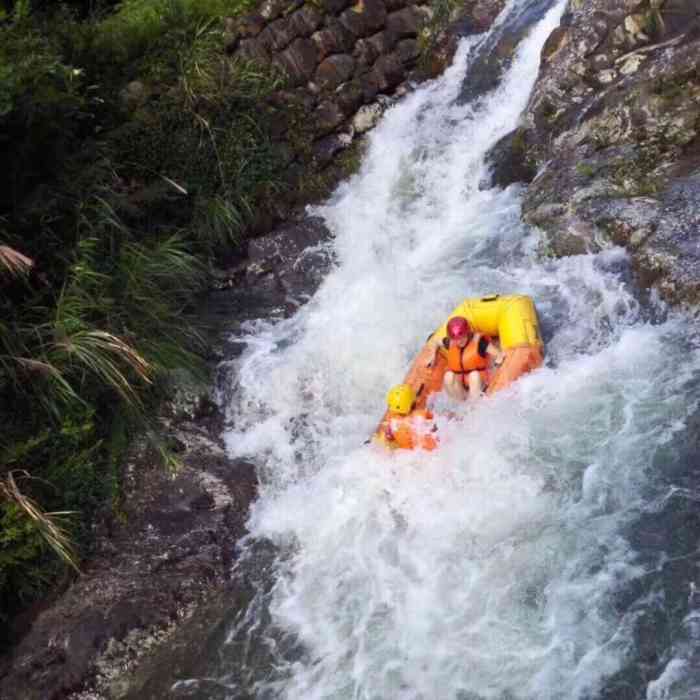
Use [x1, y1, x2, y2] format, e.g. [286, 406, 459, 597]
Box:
[373, 294, 544, 449]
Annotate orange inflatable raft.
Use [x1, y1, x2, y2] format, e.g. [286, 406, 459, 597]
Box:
[373, 294, 544, 450]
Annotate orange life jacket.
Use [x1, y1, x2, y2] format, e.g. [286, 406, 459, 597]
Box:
[447, 334, 490, 375]
[384, 409, 438, 451]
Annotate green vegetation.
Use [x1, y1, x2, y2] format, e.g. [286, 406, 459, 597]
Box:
[418, 0, 464, 68]
[0, 0, 285, 644]
[575, 162, 596, 178]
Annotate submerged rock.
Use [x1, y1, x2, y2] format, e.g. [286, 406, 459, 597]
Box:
[483, 128, 537, 189]
[246, 216, 334, 312]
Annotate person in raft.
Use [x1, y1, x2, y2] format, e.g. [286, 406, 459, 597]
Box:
[435, 316, 504, 401]
[383, 384, 438, 451]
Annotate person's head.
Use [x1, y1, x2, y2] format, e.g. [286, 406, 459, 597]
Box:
[386, 384, 416, 416]
[447, 316, 472, 347]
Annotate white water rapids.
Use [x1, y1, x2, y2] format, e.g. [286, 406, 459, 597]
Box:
[215, 1, 700, 698]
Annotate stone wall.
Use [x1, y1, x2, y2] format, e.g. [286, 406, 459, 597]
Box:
[225, 0, 433, 184]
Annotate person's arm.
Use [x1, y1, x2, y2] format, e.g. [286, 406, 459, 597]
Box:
[427, 332, 448, 363]
[477, 335, 504, 364]
[485, 341, 505, 365]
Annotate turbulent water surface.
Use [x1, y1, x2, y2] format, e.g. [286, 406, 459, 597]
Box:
[177, 1, 700, 698]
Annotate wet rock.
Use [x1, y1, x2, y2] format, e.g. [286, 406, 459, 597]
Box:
[162, 370, 217, 423]
[313, 131, 354, 167]
[258, 16, 298, 52]
[247, 217, 334, 306]
[352, 99, 390, 133]
[459, 1, 555, 101]
[483, 128, 537, 189]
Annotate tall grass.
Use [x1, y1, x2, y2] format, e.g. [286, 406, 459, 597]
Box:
[92, 0, 258, 66]
[0, 471, 79, 573]
[0, 0, 289, 640]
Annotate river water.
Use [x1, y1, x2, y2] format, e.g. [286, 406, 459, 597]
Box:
[176, 1, 700, 698]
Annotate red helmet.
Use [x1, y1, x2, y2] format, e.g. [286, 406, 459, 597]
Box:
[447, 316, 471, 340]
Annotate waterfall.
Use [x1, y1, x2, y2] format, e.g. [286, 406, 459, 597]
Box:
[207, 1, 700, 698]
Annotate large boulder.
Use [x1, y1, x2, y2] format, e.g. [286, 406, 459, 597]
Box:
[483, 128, 536, 189]
[247, 217, 334, 306]
[313, 131, 354, 167]
[352, 97, 392, 133]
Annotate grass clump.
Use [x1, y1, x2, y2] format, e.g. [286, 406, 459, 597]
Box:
[576, 162, 596, 178]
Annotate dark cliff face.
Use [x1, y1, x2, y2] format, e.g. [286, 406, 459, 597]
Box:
[493, 0, 700, 305]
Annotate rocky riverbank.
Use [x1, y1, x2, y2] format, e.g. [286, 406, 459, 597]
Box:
[0, 375, 256, 699]
[487, 0, 700, 305]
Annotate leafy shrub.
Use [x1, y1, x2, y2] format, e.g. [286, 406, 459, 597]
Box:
[92, 0, 257, 68]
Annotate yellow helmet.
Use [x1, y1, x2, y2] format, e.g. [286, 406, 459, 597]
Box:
[386, 384, 415, 415]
